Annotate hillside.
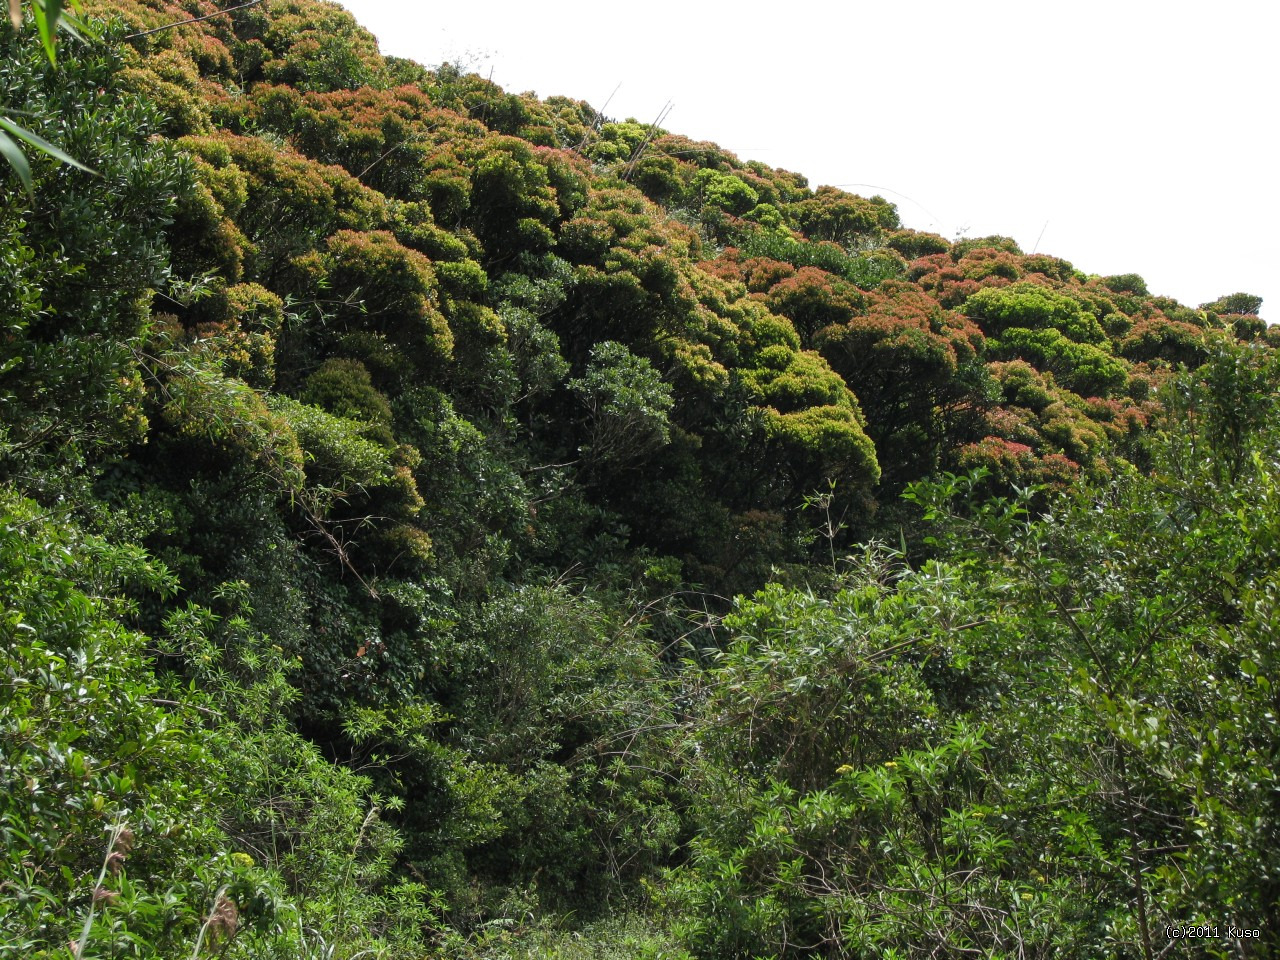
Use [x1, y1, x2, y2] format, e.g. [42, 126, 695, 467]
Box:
[1, 2, 1276, 957]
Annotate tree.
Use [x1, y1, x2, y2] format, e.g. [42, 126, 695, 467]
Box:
[1, 0, 94, 193]
[569, 340, 674, 472]
[1, 16, 188, 478]
[1200, 291, 1263, 317]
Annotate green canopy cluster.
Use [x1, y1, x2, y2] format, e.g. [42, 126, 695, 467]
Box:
[1, 2, 1274, 957]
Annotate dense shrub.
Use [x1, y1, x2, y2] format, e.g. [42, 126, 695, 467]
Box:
[3, 4, 1271, 957]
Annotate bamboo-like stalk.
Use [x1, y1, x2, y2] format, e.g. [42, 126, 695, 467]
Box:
[70, 822, 129, 960]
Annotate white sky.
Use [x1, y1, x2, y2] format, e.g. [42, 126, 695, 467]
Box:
[338, 0, 1276, 318]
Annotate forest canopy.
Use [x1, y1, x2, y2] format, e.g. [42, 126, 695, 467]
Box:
[0, 2, 1274, 957]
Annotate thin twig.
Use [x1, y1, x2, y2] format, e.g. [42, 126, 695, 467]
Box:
[123, 0, 263, 40]
[621, 100, 673, 182]
[142, 697, 225, 718]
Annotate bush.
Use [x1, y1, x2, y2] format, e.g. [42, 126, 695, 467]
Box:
[570, 341, 675, 471]
[0, 494, 263, 957]
[964, 282, 1107, 344]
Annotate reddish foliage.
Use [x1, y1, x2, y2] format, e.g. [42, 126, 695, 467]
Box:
[1118, 316, 1209, 368]
[762, 268, 865, 342]
[956, 436, 1081, 488]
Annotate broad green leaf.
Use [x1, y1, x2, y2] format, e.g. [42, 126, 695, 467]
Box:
[0, 127, 33, 195]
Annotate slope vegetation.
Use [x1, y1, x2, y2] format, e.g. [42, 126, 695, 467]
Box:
[1, 2, 1275, 957]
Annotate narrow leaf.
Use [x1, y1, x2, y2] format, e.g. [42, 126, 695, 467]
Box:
[0, 115, 95, 174]
[58, 0, 94, 43]
[36, 0, 63, 63]
[0, 128, 34, 196]
[57, 13, 85, 43]
[33, 7, 52, 63]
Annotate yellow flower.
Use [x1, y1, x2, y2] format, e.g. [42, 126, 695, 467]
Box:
[884, 761, 898, 769]
[835, 764, 854, 775]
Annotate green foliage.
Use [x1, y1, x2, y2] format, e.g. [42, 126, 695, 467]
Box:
[177, 131, 387, 281]
[813, 282, 986, 486]
[395, 386, 529, 592]
[738, 229, 903, 288]
[307, 228, 454, 365]
[1200, 290, 1263, 316]
[991, 325, 1128, 396]
[758, 403, 881, 491]
[584, 120, 650, 164]
[951, 234, 1022, 258]
[692, 167, 759, 216]
[886, 227, 951, 259]
[661, 725, 1018, 958]
[0, 0, 96, 192]
[741, 344, 849, 412]
[240, 0, 384, 92]
[1117, 315, 1210, 368]
[0, 495, 292, 959]
[467, 137, 564, 259]
[3, 4, 1273, 957]
[761, 266, 864, 343]
[787, 185, 900, 245]
[569, 341, 675, 471]
[440, 912, 691, 960]
[1167, 337, 1280, 482]
[503, 305, 570, 402]
[655, 350, 1280, 956]
[965, 281, 1107, 343]
[1, 19, 188, 476]
[300, 357, 393, 431]
[1101, 272, 1149, 296]
[269, 396, 393, 494]
[154, 343, 306, 493]
[423, 583, 683, 905]
[661, 556, 1035, 958]
[692, 568, 936, 789]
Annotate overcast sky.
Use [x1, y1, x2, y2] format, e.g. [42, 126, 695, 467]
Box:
[338, 0, 1276, 318]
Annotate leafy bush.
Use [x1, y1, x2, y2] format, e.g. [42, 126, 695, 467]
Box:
[787, 185, 899, 245]
[990, 326, 1128, 397]
[569, 341, 675, 471]
[738, 230, 903, 288]
[964, 282, 1107, 344]
[692, 168, 759, 216]
[0, 17, 187, 476]
[0, 494, 271, 958]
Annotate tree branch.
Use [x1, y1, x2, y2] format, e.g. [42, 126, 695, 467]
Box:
[123, 0, 263, 40]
